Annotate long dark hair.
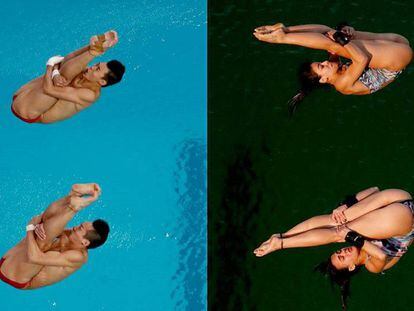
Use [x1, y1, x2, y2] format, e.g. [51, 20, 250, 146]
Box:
[315, 259, 362, 310]
[288, 61, 328, 116]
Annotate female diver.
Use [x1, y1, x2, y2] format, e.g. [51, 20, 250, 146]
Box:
[253, 23, 412, 114]
[254, 187, 414, 309]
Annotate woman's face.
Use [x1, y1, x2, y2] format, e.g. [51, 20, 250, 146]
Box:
[330, 246, 359, 270]
[310, 61, 339, 83]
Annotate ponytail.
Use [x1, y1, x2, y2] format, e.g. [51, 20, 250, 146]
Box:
[288, 61, 326, 116]
[315, 259, 362, 310]
[287, 90, 306, 116]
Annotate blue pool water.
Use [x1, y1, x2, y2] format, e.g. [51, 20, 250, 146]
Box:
[0, 1, 206, 310]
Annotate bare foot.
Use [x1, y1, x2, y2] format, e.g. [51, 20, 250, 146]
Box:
[254, 234, 282, 257]
[253, 28, 285, 44]
[70, 183, 102, 197]
[68, 191, 99, 212]
[254, 23, 285, 35]
[89, 30, 119, 55]
[102, 30, 118, 49]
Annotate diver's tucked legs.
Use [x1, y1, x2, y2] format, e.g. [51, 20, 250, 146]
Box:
[255, 30, 348, 57]
[255, 202, 412, 256]
[36, 196, 76, 250]
[254, 227, 340, 257]
[282, 187, 381, 238]
[346, 203, 413, 238]
[38, 100, 79, 124]
[37, 184, 99, 250]
[59, 31, 117, 81]
[283, 24, 409, 45]
[59, 51, 95, 82]
[285, 203, 412, 248]
[282, 215, 334, 238]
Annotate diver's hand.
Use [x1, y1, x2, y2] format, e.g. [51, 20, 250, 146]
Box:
[34, 223, 46, 241]
[253, 28, 285, 43]
[325, 30, 336, 41]
[331, 204, 347, 225]
[52, 74, 69, 87]
[27, 215, 42, 226]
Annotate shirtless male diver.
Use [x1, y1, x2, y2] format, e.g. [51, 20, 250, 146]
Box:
[0, 183, 109, 289]
[12, 31, 125, 124]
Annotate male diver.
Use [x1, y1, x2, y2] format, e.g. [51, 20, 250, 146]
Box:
[12, 31, 125, 123]
[0, 183, 109, 289]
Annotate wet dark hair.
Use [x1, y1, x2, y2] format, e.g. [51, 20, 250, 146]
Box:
[85, 219, 110, 249]
[315, 258, 362, 310]
[103, 60, 125, 87]
[288, 61, 327, 116]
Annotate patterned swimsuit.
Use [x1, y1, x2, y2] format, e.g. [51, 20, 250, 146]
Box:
[358, 68, 402, 93]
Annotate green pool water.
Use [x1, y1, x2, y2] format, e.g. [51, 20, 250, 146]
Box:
[209, 1, 414, 310]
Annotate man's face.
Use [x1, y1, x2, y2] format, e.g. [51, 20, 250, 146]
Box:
[70, 222, 94, 247]
[83, 62, 110, 86]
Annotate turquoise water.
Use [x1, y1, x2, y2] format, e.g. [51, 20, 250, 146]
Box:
[209, 1, 414, 310]
[1, 1, 206, 310]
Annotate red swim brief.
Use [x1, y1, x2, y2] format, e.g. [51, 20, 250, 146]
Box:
[11, 95, 42, 123]
[0, 257, 30, 289]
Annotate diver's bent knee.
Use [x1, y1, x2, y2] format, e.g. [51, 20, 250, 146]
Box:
[382, 189, 412, 201]
[395, 34, 410, 45]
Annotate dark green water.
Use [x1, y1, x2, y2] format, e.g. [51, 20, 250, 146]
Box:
[208, 1, 414, 310]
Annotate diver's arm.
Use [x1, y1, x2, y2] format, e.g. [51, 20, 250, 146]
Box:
[337, 42, 371, 91]
[343, 41, 370, 64]
[27, 231, 84, 267]
[362, 241, 387, 261]
[254, 30, 345, 55]
[43, 66, 96, 106]
[363, 242, 387, 273]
